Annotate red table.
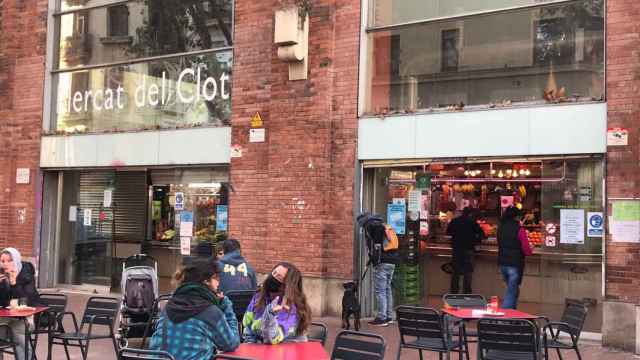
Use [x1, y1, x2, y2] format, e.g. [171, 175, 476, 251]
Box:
[0, 306, 49, 360]
[442, 307, 539, 320]
[223, 342, 330, 360]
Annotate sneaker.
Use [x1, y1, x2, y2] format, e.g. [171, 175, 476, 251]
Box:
[368, 318, 390, 327]
[385, 317, 394, 324]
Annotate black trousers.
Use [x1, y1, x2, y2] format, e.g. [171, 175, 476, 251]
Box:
[450, 271, 473, 294]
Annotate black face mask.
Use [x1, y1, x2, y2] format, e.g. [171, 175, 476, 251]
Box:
[264, 275, 283, 293]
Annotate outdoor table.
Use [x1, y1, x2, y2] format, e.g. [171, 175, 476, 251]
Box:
[442, 307, 540, 320]
[0, 306, 49, 360]
[223, 342, 330, 360]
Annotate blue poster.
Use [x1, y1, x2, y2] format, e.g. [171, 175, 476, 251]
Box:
[180, 211, 193, 223]
[216, 205, 228, 231]
[387, 203, 406, 235]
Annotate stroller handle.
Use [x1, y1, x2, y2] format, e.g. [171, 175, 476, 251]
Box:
[123, 254, 158, 269]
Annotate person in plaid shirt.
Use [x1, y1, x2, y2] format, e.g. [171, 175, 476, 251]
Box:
[150, 258, 240, 359]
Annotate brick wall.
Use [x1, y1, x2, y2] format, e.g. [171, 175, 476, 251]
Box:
[605, 0, 640, 303]
[0, 0, 47, 257]
[229, 0, 360, 280]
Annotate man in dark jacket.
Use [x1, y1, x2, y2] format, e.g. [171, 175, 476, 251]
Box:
[218, 239, 257, 293]
[447, 207, 485, 294]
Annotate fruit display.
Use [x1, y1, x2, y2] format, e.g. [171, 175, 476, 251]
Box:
[478, 221, 496, 237]
[527, 231, 543, 246]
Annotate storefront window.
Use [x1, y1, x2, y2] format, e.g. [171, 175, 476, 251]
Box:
[49, 0, 233, 134]
[54, 51, 232, 133]
[56, 0, 233, 69]
[364, 0, 604, 114]
[55, 167, 229, 292]
[362, 156, 604, 332]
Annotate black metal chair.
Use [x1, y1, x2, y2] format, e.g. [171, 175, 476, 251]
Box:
[48, 296, 120, 360]
[308, 322, 328, 346]
[477, 318, 539, 360]
[31, 293, 68, 359]
[140, 294, 172, 349]
[443, 294, 487, 343]
[119, 347, 175, 360]
[226, 290, 256, 337]
[0, 324, 19, 358]
[331, 330, 385, 360]
[542, 299, 588, 360]
[213, 355, 256, 360]
[396, 306, 469, 360]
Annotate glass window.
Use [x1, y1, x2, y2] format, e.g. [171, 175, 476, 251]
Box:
[53, 51, 232, 134]
[370, 0, 575, 27]
[107, 5, 129, 37]
[364, 0, 604, 114]
[56, 0, 233, 69]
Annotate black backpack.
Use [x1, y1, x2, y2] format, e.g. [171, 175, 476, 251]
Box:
[357, 213, 387, 267]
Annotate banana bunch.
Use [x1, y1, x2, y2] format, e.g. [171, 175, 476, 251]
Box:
[161, 229, 176, 240]
[518, 185, 527, 199]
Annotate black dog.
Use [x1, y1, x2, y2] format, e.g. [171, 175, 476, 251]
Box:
[341, 281, 361, 331]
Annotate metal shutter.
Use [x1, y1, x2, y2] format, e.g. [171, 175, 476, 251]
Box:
[112, 171, 147, 243]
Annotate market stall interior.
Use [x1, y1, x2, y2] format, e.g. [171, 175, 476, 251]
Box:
[362, 156, 604, 332]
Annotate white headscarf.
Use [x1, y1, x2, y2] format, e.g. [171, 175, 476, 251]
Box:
[1, 248, 22, 275]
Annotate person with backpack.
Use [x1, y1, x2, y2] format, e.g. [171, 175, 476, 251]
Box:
[149, 257, 239, 359]
[357, 213, 399, 327]
[446, 207, 485, 294]
[218, 238, 257, 293]
[497, 206, 533, 309]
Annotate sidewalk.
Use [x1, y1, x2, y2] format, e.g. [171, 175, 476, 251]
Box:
[33, 290, 637, 359]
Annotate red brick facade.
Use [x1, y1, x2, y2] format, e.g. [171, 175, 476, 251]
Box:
[0, 0, 47, 257]
[605, 0, 640, 304]
[228, 0, 360, 280]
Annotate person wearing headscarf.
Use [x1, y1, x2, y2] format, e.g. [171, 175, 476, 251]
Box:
[0, 248, 40, 360]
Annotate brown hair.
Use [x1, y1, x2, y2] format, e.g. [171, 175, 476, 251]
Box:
[255, 262, 311, 336]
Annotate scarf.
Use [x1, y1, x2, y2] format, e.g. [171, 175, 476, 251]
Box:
[2, 248, 22, 274]
[165, 282, 221, 323]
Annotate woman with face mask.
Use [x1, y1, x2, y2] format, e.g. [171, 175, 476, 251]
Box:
[242, 262, 311, 344]
[0, 247, 40, 360]
[149, 257, 240, 359]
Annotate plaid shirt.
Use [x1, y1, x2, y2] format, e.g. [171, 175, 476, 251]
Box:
[150, 297, 239, 360]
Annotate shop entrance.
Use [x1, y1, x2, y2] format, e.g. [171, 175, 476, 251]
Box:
[43, 167, 229, 294]
[361, 156, 604, 333]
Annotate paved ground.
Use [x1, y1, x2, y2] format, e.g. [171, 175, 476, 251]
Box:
[29, 290, 638, 359]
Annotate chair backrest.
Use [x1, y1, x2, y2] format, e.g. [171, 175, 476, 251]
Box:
[560, 299, 588, 339]
[226, 290, 256, 322]
[119, 347, 175, 360]
[36, 293, 69, 330]
[331, 330, 385, 360]
[396, 306, 446, 346]
[82, 296, 120, 327]
[39, 293, 68, 313]
[308, 322, 328, 345]
[443, 294, 487, 308]
[478, 318, 538, 359]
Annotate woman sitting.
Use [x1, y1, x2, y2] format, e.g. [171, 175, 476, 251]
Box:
[0, 247, 40, 360]
[150, 258, 239, 359]
[242, 262, 311, 344]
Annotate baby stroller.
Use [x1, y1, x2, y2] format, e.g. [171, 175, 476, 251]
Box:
[118, 254, 159, 347]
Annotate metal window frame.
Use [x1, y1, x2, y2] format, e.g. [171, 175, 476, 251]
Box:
[366, 0, 578, 33]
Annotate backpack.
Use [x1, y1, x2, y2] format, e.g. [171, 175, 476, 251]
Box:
[124, 275, 155, 314]
[357, 213, 398, 267]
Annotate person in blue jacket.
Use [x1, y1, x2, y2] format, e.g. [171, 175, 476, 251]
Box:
[218, 238, 257, 293]
[150, 257, 239, 360]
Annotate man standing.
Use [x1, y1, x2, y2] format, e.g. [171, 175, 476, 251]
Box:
[368, 221, 399, 327]
[218, 238, 257, 293]
[447, 207, 485, 294]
